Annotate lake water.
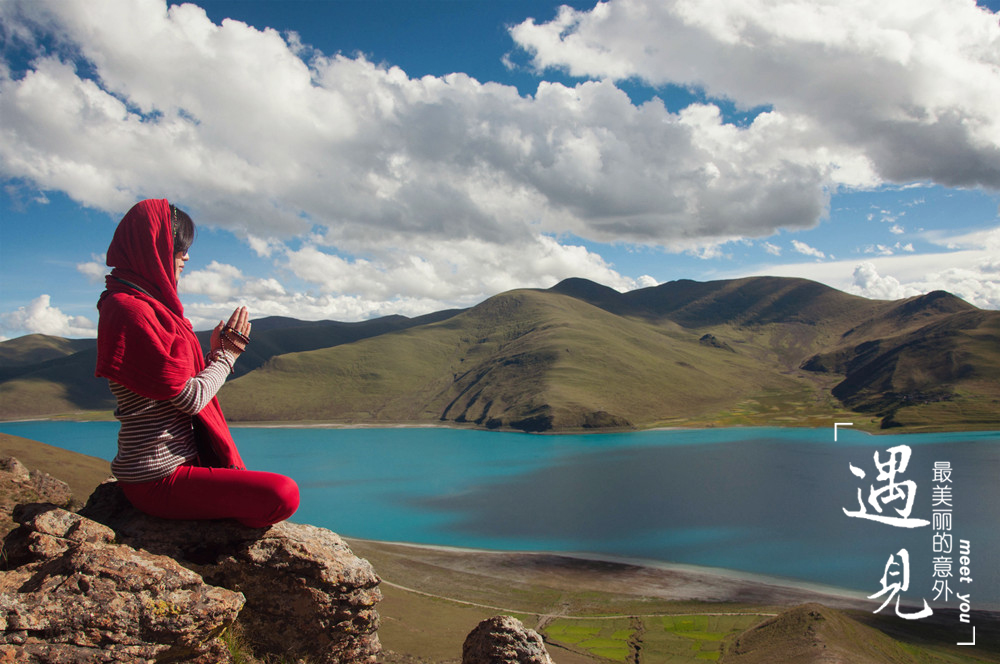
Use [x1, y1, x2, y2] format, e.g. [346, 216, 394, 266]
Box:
[2, 421, 997, 607]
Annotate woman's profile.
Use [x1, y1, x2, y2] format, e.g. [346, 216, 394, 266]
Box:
[95, 198, 298, 528]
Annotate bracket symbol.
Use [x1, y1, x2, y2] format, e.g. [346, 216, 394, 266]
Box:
[834, 422, 853, 442]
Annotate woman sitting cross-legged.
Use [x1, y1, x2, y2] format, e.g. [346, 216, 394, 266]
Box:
[95, 198, 299, 528]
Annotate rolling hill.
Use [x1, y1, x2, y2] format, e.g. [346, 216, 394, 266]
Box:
[722, 603, 926, 664]
[1, 276, 998, 431]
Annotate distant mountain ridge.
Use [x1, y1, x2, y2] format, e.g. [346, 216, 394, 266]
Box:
[1, 276, 998, 431]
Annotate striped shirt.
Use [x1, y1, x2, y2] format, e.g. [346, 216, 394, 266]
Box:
[110, 351, 235, 483]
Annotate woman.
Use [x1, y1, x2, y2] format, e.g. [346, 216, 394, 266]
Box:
[95, 199, 298, 528]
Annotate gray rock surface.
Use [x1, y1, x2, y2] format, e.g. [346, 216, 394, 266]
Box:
[0, 457, 73, 539]
[1, 502, 243, 663]
[462, 615, 554, 664]
[80, 480, 382, 663]
[1, 458, 381, 664]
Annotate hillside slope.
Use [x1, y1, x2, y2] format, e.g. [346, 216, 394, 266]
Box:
[219, 288, 809, 430]
[0, 311, 461, 419]
[801, 292, 1000, 428]
[0, 334, 94, 368]
[2, 276, 998, 431]
[722, 603, 923, 664]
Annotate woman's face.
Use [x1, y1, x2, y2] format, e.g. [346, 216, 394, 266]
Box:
[173, 250, 189, 282]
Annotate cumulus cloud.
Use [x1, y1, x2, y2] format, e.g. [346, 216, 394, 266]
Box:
[510, 0, 1000, 188]
[849, 262, 922, 300]
[848, 259, 1000, 308]
[0, 294, 96, 339]
[1, 0, 998, 323]
[1, 3, 843, 248]
[178, 261, 284, 301]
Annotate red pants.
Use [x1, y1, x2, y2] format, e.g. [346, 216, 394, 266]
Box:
[121, 464, 300, 528]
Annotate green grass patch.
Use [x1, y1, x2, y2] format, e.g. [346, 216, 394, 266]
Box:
[543, 623, 600, 644]
[634, 614, 762, 664]
[543, 618, 633, 661]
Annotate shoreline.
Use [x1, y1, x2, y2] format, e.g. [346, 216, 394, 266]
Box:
[7, 416, 1000, 436]
[345, 537, 1000, 614]
[343, 536, 879, 611]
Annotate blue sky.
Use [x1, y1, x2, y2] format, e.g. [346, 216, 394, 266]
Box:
[1, 0, 999, 339]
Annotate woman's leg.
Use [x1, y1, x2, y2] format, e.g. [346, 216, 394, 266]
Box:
[121, 464, 299, 528]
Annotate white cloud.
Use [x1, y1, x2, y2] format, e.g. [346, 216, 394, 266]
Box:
[924, 225, 1000, 253]
[510, 0, 1000, 188]
[179, 260, 287, 304]
[281, 234, 639, 305]
[762, 241, 782, 256]
[173, 234, 643, 327]
[791, 239, 826, 259]
[738, 225, 1000, 309]
[848, 260, 1000, 308]
[1, 0, 847, 256]
[863, 244, 895, 256]
[76, 254, 107, 282]
[0, 294, 96, 338]
[1, 0, 999, 324]
[850, 262, 922, 301]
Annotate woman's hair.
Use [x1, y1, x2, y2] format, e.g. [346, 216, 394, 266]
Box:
[170, 204, 195, 255]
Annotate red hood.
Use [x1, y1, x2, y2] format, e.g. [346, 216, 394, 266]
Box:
[105, 198, 184, 317]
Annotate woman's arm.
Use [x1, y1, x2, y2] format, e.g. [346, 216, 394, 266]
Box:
[171, 306, 251, 414]
[169, 351, 236, 414]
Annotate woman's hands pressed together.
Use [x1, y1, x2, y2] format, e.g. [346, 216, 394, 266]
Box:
[211, 306, 251, 358]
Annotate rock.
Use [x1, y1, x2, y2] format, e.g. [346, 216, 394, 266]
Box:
[699, 334, 735, 352]
[462, 616, 554, 664]
[0, 457, 74, 539]
[0, 503, 244, 663]
[0, 458, 30, 483]
[0, 458, 73, 507]
[79, 481, 381, 663]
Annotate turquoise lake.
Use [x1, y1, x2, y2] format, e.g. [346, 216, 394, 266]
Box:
[2, 421, 997, 608]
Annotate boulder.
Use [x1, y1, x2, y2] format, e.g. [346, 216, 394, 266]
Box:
[0, 502, 243, 663]
[462, 615, 554, 664]
[79, 481, 381, 663]
[0, 457, 73, 538]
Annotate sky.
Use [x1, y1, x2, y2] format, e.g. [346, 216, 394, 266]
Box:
[1, 0, 999, 340]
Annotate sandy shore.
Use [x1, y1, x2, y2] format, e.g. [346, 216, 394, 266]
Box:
[345, 537, 876, 612]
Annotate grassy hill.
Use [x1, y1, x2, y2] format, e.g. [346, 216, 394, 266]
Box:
[2, 276, 998, 431]
[219, 287, 817, 429]
[722, 603, 930, 664]
[0, 310, 461, 419]
[0, 334, 94, 368]
[801, 292, 1000, 430]
[195, 308, 462, 378]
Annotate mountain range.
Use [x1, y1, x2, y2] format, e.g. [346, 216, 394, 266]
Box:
[1, 276, 998, 432]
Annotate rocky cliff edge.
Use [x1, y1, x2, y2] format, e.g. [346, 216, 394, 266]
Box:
[0, 458, 381, 663]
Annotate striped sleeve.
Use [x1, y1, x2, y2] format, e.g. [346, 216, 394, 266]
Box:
[169, 351, 235, 414]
